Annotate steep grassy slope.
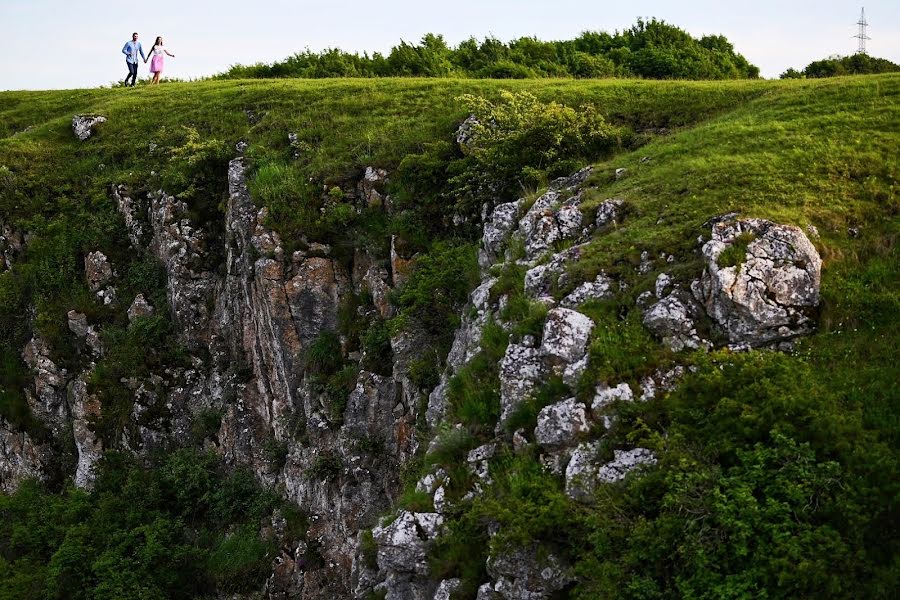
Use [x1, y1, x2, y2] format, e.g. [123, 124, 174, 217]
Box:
[410, 75, 899, 598]
[0, 75, 897, 598]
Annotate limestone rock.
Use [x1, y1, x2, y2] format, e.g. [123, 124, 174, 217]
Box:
[499, 343, 547, 427]
[597, 448, 657, 483]
[561, 355, 588, 389]
[0, 419, 45, 493]
[519, 190, 561, 258]
[22, 336, 69, 435]
[487, 548, 573, 600]
[643, 291, 707, 352]
[112, 184, 147, 247]
[694, 217, 822, 346]
[433, 578, 462, 600]
[555, 196, 584, 240]
[655, 272, 673, 298]
[416, 469, 450, 514]
[68, 374, 102, 489]
[358, 167, 388, 209]
[373, 511, 444, 576]
[480, 200, 522, 268]
[595, 198, 624, 228]
[534, 398, 589, 448]
[148, 187, 215, 344]
[456, 115, 479, 154]
[549, 166, 593, 192]
[565, 441, 602, 502]
[72, 115, 106, 141]
[127, 293, 155, 322]
[390, 235, 415, 287]
[540, 308, 594, 365]
[476, 582, 502, 599]
[524, 244, 588, 300]
[67, 310, 102, 355]
[84, 251, 113, 292]
[560, 273, 614, 308]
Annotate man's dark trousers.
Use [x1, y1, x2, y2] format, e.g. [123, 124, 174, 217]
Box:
[125, 61, 138, 86]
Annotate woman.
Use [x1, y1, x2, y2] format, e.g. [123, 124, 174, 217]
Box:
[145, 36, 175, 85]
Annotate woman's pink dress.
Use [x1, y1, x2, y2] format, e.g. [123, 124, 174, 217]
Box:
[150, 54, 164, 73]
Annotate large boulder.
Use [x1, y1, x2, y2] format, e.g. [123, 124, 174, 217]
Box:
[693, 217, 822, 346]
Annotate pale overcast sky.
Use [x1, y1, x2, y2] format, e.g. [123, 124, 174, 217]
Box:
[1, 0, 898, 90]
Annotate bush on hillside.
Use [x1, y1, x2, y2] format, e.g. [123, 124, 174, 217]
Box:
[450, 91, 620, 215]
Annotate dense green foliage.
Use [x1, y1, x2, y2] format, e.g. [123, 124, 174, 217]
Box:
[0, 450, 291, 599]
[781, 53, 900, 79]
[220, 20, 759, 81]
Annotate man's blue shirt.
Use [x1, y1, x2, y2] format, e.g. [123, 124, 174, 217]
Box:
[122, 41, 146, 64]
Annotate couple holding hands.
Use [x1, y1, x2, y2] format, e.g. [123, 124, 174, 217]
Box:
[122, 32, 175, 86]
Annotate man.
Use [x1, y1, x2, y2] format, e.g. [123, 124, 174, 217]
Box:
[122, 33, 146, 87]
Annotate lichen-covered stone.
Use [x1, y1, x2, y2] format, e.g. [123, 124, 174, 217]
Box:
[694, 217, 822, 346]
[0, 419, 44, 493]
[597, 448, 657, 483]
[72, 114, 106, 140]
[560, 273, 614, 308]
[540, 308, 594, 365]
[534, 398, 589, 448]
[595, 198, 624, 228]
[487, 548, 573, 600]
[643, 291, 707, 352]
[565, 441, 602, 502]
[499, 343, 547, 427]
[127, 293, 155, 322]
[480, 200, 522, 268]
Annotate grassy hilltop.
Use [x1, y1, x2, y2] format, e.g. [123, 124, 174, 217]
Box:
[0, 75, 898, 598]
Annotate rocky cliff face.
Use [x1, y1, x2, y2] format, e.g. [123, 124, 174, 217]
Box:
[0, 132, 823, 598]
[362, 167, 823, 599]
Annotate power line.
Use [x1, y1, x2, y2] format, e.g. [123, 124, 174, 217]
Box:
[854, 7, 871, 55]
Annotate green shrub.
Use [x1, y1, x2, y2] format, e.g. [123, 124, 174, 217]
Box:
[0, 450, 283, 599]
[207, 526, 273, 592]
[449, 90, 620, 214]
[309, 454, 344, 479]
[306, 330, 344, 377]
[361, 319, 393, 376]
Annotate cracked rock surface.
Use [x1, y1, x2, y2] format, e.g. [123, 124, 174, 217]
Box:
[693, 217, 821, 346]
